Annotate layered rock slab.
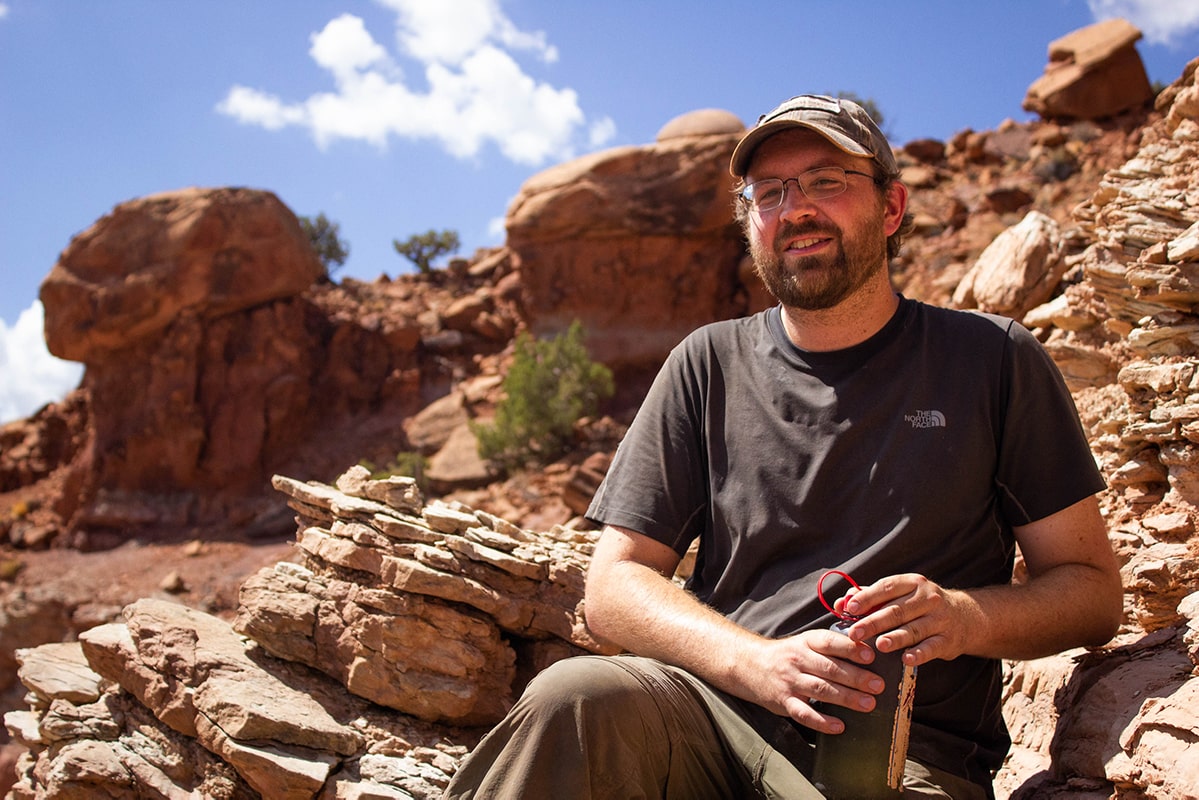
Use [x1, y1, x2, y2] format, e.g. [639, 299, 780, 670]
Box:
[5, 466, 613, 797]
[246, 467, 614, 726]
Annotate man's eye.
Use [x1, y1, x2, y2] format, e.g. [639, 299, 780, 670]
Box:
[756, 186, 783, 205]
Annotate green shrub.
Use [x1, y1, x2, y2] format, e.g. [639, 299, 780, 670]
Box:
[473, 321, 613, 471]
[299, 212, 350, 274]
[0, 558, 23, 581]
[393, 229, 460, 274]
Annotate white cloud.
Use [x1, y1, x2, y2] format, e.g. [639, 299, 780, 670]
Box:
[1087, 0, 1199, 46]
[0, 301, 83, 424]
[310, 13, 392, 77]
[217, 86, 307, 130]
[589, 116, 618, 149]
[0, 4, 10, 20]
[217, 0, 606, 166]
[425, 45, 585, 163]
[487, 214, 507, 241]
[382, 0, 556, 65]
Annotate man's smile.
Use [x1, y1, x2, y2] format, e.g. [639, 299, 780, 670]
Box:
[781, 233, 835, 257]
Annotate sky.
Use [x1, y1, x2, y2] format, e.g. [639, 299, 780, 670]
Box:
[4, 0, 1199, 424]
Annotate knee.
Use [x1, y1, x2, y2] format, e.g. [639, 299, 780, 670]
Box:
[447, 656, 682, 798]
[518, 655, 654, 721]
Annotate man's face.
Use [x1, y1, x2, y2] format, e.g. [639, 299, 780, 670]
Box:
[742, 129, 903, 311]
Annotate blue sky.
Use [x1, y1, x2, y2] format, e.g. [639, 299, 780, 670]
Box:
[4, 0, 1199, 423]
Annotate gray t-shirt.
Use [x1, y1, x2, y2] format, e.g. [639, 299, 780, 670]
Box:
[586, 297, 1105, 785]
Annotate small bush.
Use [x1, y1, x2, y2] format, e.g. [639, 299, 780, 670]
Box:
[299, 212, 350, 274]
[473, 321, 613, 471]
[394, 229, 460, 274]
[1033, 147, 1078, 182]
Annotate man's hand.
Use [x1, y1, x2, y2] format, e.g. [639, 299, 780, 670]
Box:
[745, 628, 888, 734]
[835, 495, 1121, 665]
[586, 494, 1122, 737]
[836, 574, 973, 667]
[585, 526, 889, 735]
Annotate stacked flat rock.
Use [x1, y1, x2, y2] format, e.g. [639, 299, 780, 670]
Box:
[248, 467, 612, 726]
[6, 605, 467, 799]
[4, 466, 612, 799]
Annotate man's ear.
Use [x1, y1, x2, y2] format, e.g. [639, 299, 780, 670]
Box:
[883, 181, 909, 237]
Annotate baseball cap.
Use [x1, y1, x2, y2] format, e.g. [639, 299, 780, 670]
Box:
[730, 94, 897, 178]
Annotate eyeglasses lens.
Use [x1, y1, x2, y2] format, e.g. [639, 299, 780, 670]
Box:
[742, 167, 849, 212]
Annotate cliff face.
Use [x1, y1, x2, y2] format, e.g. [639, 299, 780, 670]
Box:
[992, 60, 1199, 799]
[3, 20, 1199, 800]
[507, 111, 751, 373]
[2, 195, 525, 551]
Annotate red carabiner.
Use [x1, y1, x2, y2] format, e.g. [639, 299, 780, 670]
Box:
[817, 569, 864, 622]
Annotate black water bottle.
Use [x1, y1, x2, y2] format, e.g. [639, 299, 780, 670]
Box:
[811, 621, 917, 799]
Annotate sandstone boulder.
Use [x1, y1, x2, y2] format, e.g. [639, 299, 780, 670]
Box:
[4, 466, 618, 797]
[266, 469, 609, 657]
[656, 108, 744, 141]
[425, 423, 493, 491]
[975, 51, 1199, 800]
[23, 189, 483, 542]
[998, 625, 1199, 799]
[40, 187, 323, 363]
[404, 390, 470, 455]
[952, 210, 1067, 320]
[1023, 18, 1153, 120]
[506, 127, 752, 372]
[7, 595, 464, 798]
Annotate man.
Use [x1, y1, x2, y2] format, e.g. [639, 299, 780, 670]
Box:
[444, 94, 1122, 799]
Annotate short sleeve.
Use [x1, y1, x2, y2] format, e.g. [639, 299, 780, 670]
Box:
[586, 343, 713, 555]
[993, 321, 1106, 525]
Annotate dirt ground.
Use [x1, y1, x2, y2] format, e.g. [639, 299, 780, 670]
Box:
[2, 534, 299, 625]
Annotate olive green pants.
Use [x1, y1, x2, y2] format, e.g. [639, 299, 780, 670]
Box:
[443, 655, 989, 799]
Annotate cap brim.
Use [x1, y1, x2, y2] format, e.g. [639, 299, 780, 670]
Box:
[729, 119, 873, 177]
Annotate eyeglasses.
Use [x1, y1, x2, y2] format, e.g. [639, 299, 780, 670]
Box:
[738, 167, 880, 213]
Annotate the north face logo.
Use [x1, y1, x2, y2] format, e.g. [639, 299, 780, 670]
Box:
[905, 410, 946, 428]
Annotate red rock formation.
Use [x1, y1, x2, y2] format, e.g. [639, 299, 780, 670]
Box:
[1023, 18, 1154, 120]
[506, 110, 757, 374]
[23, 189, 521, 547]
[40, 187, 323, 361]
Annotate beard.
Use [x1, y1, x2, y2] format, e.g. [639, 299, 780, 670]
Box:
[749, 219, 888, 311]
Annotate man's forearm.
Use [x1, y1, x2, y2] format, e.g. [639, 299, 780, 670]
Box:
[958, 496, 1123, 661]
[951, 561, 1122, 661]
[585, 551, 768, 696]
